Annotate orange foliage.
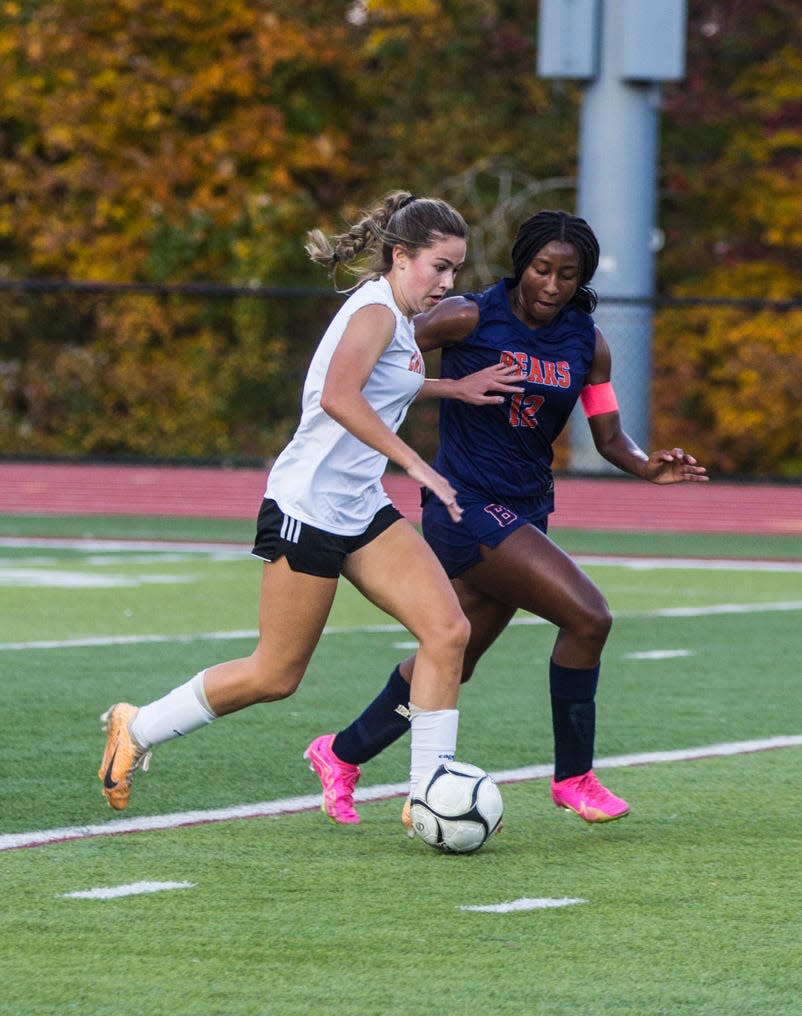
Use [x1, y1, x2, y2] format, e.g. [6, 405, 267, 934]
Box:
[0, 0, 800, 474]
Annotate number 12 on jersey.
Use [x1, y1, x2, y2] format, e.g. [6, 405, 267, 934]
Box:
[508, 393, 544, 428]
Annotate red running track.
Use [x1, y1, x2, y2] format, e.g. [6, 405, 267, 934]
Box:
[1, 461, 800, 536]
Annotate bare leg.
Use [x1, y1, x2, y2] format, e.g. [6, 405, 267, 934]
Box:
[343, 518, 469, 710]
[204, 558, 338, 715]
[462, 525, 612, 667]
[343, 518, 469, 788]
[129, 558, 337, 747]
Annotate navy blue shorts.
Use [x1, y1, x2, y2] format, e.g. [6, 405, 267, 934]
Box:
[251, 499, 403, 579]
[421, 489, 548, 579]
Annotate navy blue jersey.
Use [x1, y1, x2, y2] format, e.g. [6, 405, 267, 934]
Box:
[434, 279, 596, 517]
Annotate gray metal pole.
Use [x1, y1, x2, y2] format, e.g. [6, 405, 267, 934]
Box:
[570, 0, 662, 471]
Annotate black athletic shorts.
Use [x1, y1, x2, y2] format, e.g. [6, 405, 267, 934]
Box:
[251, 498, 404, 578]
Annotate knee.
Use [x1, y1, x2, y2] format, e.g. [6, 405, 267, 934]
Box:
[570, 600, 612, 649]
[595, 599, 613, 635]
[261, 678, 299, 703]
[449, 610, 472, 654]
[249, 651, 305, 703]
[420, 607, 471, 658]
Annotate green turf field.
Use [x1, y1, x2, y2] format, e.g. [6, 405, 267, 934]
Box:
[2, 517, 801, 1015]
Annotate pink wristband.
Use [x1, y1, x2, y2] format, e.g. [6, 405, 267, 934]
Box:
[580, 382, 619, 417]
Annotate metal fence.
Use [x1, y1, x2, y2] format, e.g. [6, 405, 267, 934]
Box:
[1, 280, 800, 477]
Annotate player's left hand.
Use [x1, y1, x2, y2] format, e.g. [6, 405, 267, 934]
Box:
[645, 448, 709, 484]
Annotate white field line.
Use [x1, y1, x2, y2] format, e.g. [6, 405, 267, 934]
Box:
[577, 555, 802, 573]
[457, 898, 588, 912]
[3, 734, 801, 853]
[3, 600, 802, 652]
[1, 535, 801, 571]
[0, 537, 246, 553]
[2, 545, 800, 650]
[58, 881, 195, 900]
[625, 649, 695, 660]
[0, 624, 402, 652]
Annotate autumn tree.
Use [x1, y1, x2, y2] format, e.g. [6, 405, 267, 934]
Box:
[0, 0, 800, 473]
[0, 0, 363, 457]
[654, 0, 802, 474]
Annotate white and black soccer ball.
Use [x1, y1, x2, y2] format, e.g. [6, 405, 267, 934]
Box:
[409, 761, 503, 854]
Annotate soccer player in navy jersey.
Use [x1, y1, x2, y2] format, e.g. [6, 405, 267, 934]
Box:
[306, 210, 708, 826]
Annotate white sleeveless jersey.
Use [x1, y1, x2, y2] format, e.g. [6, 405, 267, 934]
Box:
[265, 276, 425, 535]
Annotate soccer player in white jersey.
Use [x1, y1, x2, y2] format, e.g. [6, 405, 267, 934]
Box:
[98, 190, 519, 817]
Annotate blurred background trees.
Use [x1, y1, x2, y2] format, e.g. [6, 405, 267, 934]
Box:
[0, 0, 800, 474]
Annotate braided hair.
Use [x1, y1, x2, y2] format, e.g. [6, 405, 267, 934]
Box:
[510, 210, 600, 313]
[306, 191, 468, 289]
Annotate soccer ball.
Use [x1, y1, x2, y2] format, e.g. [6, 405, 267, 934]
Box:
[409, 761, 503, 854]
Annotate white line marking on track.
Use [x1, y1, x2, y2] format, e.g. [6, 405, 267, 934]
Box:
[458, 898, 587, 913]
[58, 881, 195, 900]
[3, 734, 801, 852]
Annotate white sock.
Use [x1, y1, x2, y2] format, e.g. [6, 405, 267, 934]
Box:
[129, 671, 217, 749]
[409, 706, 459, 796]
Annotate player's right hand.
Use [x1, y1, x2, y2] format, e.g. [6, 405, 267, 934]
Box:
[405, 460, 462, 523]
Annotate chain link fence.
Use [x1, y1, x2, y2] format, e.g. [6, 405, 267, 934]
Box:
[1, 280, 801, 478]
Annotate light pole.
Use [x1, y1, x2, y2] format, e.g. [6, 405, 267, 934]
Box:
[537, 0, 687, 471]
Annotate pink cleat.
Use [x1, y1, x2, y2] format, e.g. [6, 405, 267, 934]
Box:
[304, 734, 361, 825]
[551, 771, 629, 823]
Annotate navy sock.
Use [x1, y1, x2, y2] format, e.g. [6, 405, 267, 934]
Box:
[549, 659, 600, 782]
[332, 666, 411, 765]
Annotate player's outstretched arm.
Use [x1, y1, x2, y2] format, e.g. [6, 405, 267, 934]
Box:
[415, 297, 523, 404]
[420, 364, 524, 405]
[589, 411, 709, 484]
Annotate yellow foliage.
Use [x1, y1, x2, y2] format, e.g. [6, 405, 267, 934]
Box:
[365, 0, 440, 18]
[0, 0, 358, 285]
[653, 292, 802, 475]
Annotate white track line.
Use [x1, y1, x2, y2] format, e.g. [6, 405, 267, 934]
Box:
[3, 735, 801, 853]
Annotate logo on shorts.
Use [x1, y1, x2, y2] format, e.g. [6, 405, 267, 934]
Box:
[280, 514, 302, 543]
[484, 503, 518, 527]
